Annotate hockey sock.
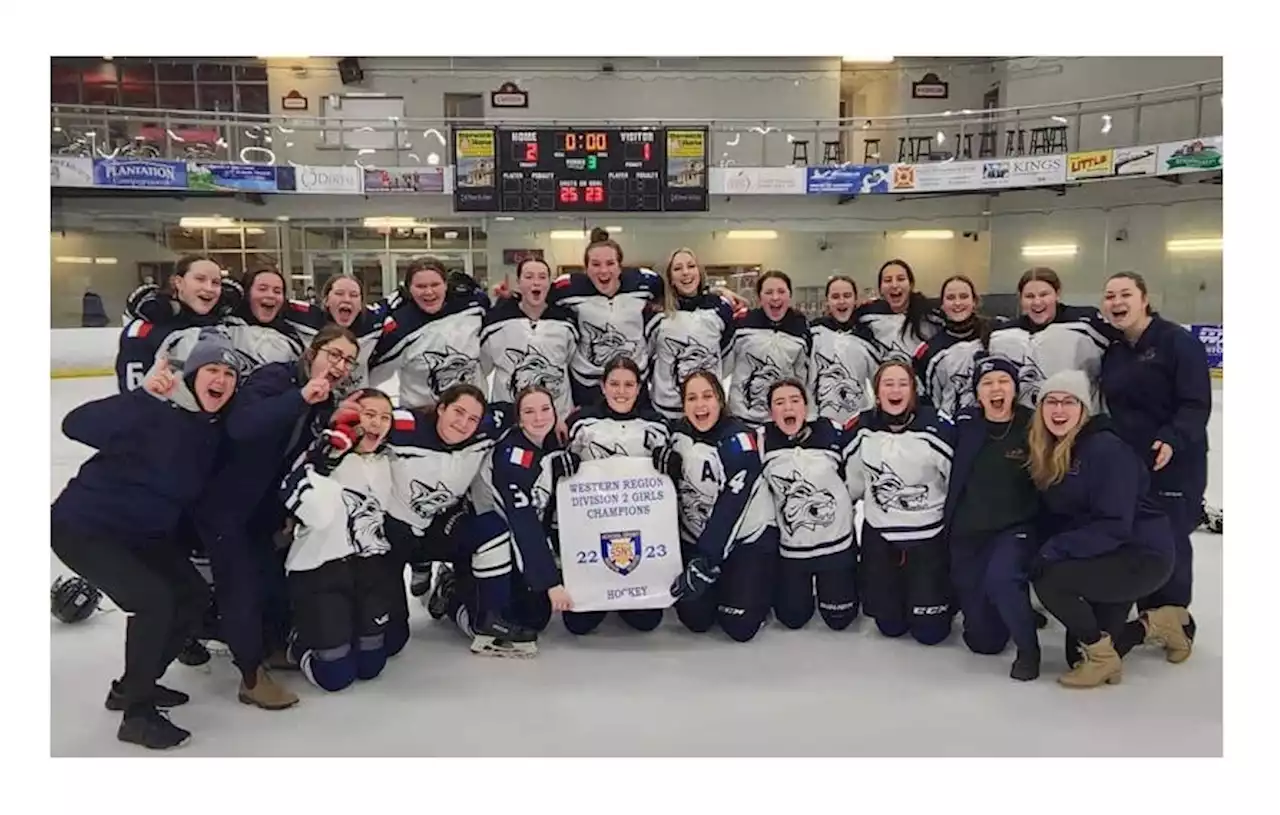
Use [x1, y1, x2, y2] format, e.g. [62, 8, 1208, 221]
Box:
[301, 645, 356, 692]
[356, 635, 387, 680]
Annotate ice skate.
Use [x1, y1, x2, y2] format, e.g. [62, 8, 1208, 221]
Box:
[470, 613, 538, 658]
[425, 563, 455, 620]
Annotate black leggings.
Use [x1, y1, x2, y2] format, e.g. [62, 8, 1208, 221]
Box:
[51, 522, 210, 711]
[1033, 548, 1173, 647]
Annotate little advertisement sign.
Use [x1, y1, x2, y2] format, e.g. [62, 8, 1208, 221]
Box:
[556, 457, 681, 612]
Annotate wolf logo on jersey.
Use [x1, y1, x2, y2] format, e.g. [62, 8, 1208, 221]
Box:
[587, 440, 631, 459]
[342, 489, 391, 556]
[505, 346, 566, 397]
[421, 345, 478, 394]
[678, 478, 718, 534]
[1018, 356, 1047, 403]
[944, 359, 977, 415]
[866, 460, 929, 512]
[531, 483, 552, 513]
[767, 469, 838, 535]
[408, 479, 456, 519]
[743, 353, 786, 414]
[581, 321, 638, 367]
[663, 336, 719, 390]
[814, 352, 867, 418]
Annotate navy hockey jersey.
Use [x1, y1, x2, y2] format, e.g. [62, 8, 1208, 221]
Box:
[854, 299, 944, 363]
[549, 268, 664, 390]
[383, 404, 511, 532]
[479, 297, 579, 420]
[808, 316, 879, 425]
[285, 299, 389, 398]
[115, 310, 220, 392]
[281, 448, 395, 573]
[725, 308, 813, 425]
[759, 419, 856, 564]
[844, 407, 956, 546]
[370, 297, 487, 409]
[645, 291, 736, 419]
[988, 305, 1119, 408]
[472, 427, 562, 592]
[566, 401, 670, 461]
[668, 416, 775, 567]
[913, 319, 1002, 415]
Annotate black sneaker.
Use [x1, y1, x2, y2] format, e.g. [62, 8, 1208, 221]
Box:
[426, 564, 455, 620]
[117, 707, 191, 750]
[1033, 609, 1049, 630]
[176, 639, 211, 667]
[1009, 648, 1041, 682]
[105, 681, 190, 711]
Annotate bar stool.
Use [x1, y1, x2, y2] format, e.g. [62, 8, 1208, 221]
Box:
[1004, 129, 1026, 156]
[863, 138, 881, 162]
[821, 140, 843, 164]
[952, 133, 975, 159]
[897, 136, 934, 162]
[791, 140, 809, 165]
[978, 130, 998, 158]
[1028, 127, 1068, 155]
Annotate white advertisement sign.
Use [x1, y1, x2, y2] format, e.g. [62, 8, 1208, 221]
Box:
[1114, 145, 1158, 176]
[978, 155, 1066, 189]
[889, 160, 984, 192]
[50, 156, 94, 188]
[556, 456, 681, 612]
[293, 164, 363, 194]
[709, 166, 807, 195]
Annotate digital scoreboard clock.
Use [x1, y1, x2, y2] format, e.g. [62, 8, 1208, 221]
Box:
[452, 126, 709, 213]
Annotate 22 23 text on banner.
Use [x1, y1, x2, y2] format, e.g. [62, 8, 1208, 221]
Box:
[556, 457, 682, 612]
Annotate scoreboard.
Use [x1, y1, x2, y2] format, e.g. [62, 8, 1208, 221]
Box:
[453, 126, 708, 213]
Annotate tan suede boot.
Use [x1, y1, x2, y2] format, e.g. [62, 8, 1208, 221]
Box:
[1058, 634, 1122, 688]
[238, 666, 299, 710]
[1142, 606, 1193, 664]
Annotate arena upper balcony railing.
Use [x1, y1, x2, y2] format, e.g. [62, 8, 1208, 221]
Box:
[50, 78, 1220, 170]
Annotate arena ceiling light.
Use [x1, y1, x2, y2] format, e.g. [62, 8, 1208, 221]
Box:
[1021, 243, 1078, 258]
[363, 217, 422, 228]
[179, 217, 237, 229]
[1166, 237, 1222, 254]
[901, 230, 954, 240]
[842, 56, 894, 63]
[725, 230, 778, 240]
[549, 228, 624, 240]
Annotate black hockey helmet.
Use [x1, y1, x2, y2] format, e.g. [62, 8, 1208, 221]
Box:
[51, 575, 102, 624]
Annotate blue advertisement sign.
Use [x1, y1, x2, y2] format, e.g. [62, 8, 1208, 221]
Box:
[1190, 324, 1223, 371]
[806, 164, 891, 195]
[92, 158, 187, 189]
[188, 163, 278, 192]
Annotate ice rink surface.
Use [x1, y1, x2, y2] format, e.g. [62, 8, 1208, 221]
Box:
[50, 377, 1224, 757]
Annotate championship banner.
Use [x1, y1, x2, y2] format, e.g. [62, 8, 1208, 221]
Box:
[556, 457, 681, 612]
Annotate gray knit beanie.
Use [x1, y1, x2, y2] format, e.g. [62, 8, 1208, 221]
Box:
[1037, 369, 1093, 416]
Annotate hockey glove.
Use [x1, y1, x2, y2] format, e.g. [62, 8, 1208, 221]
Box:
[307, 407, 363, 474]
[651, 445, 683, 480]
[548, 450, 581, 483]
[670, 557, 721, 601]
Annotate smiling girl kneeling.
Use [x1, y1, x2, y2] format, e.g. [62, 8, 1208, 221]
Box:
[280, 389, 398, 692]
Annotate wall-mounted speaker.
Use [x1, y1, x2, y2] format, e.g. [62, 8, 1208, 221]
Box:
[337, 57, 364, 85]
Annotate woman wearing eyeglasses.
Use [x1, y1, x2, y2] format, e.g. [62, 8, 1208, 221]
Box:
[193, 325, 362, 710]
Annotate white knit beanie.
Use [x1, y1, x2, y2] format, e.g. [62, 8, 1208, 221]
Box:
[1037, 369, 1093, 416]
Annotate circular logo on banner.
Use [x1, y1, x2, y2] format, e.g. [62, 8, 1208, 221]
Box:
[892, 165, 917, 190]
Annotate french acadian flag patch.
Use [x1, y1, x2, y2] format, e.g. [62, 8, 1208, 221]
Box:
[126, 320, 153, 338]
[393, 409, 415, 432]
[733, 432, 756, 452]
[508, 447, 534, 468]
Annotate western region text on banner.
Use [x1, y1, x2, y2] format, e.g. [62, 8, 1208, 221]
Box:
[556, 457, 682, 612]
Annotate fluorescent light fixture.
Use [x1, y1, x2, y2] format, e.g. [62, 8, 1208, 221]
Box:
[494, 216, 515, 222]
[726, 230, 779, 240]
[842, 56, 894, 63]
[901, 230, 954, 240]
[54, 256, 93, 264]
[606, 226, 624, 232]
[1021, 243, 1078, 258]
[93, 257, 118, 264]
[1166, 237, 1222, 254]
[215, 227, 266, 235]
[550, 230, 590, 240]
[363, 217, 422, 228]
[179, 217, 236, 229]
[443, 231, 459, 240]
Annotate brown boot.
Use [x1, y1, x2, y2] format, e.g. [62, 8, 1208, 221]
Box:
[1058, 634, 1122, 688]
[1141, 606, 1193, 664]
[238, 666, 299, 710]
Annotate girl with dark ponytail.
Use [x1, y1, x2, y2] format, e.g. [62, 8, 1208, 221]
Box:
[852, 259, 944, 363]
[914, 275, 1001, 415]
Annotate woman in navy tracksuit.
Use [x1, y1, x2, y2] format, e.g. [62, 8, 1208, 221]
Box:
[1027, 370, 1176, 688]
[1099, 272, 1210, 663]
[944, 356, 1042, 681]
[195, 324, 360, 710]
[51, 331, 240, 750]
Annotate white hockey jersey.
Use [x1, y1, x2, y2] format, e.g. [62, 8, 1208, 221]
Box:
[567, 402, 670, 461]
[646, 291, 736, 420]
[844, 407, 955, 545]
[145, 319, 301, 382]
[759, 420, 856, 564]
[854, 299, 944, 363]
[725, 308, 813, 426]
[285, 300, 387, 399]
[987, 305, 1117, 408]
[550, 268, 663, 389]
[808, 316, 879, 426]
[371, 301, 487, 409]
[281, 449, 395, 573]
[479, 298, 579, 420]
